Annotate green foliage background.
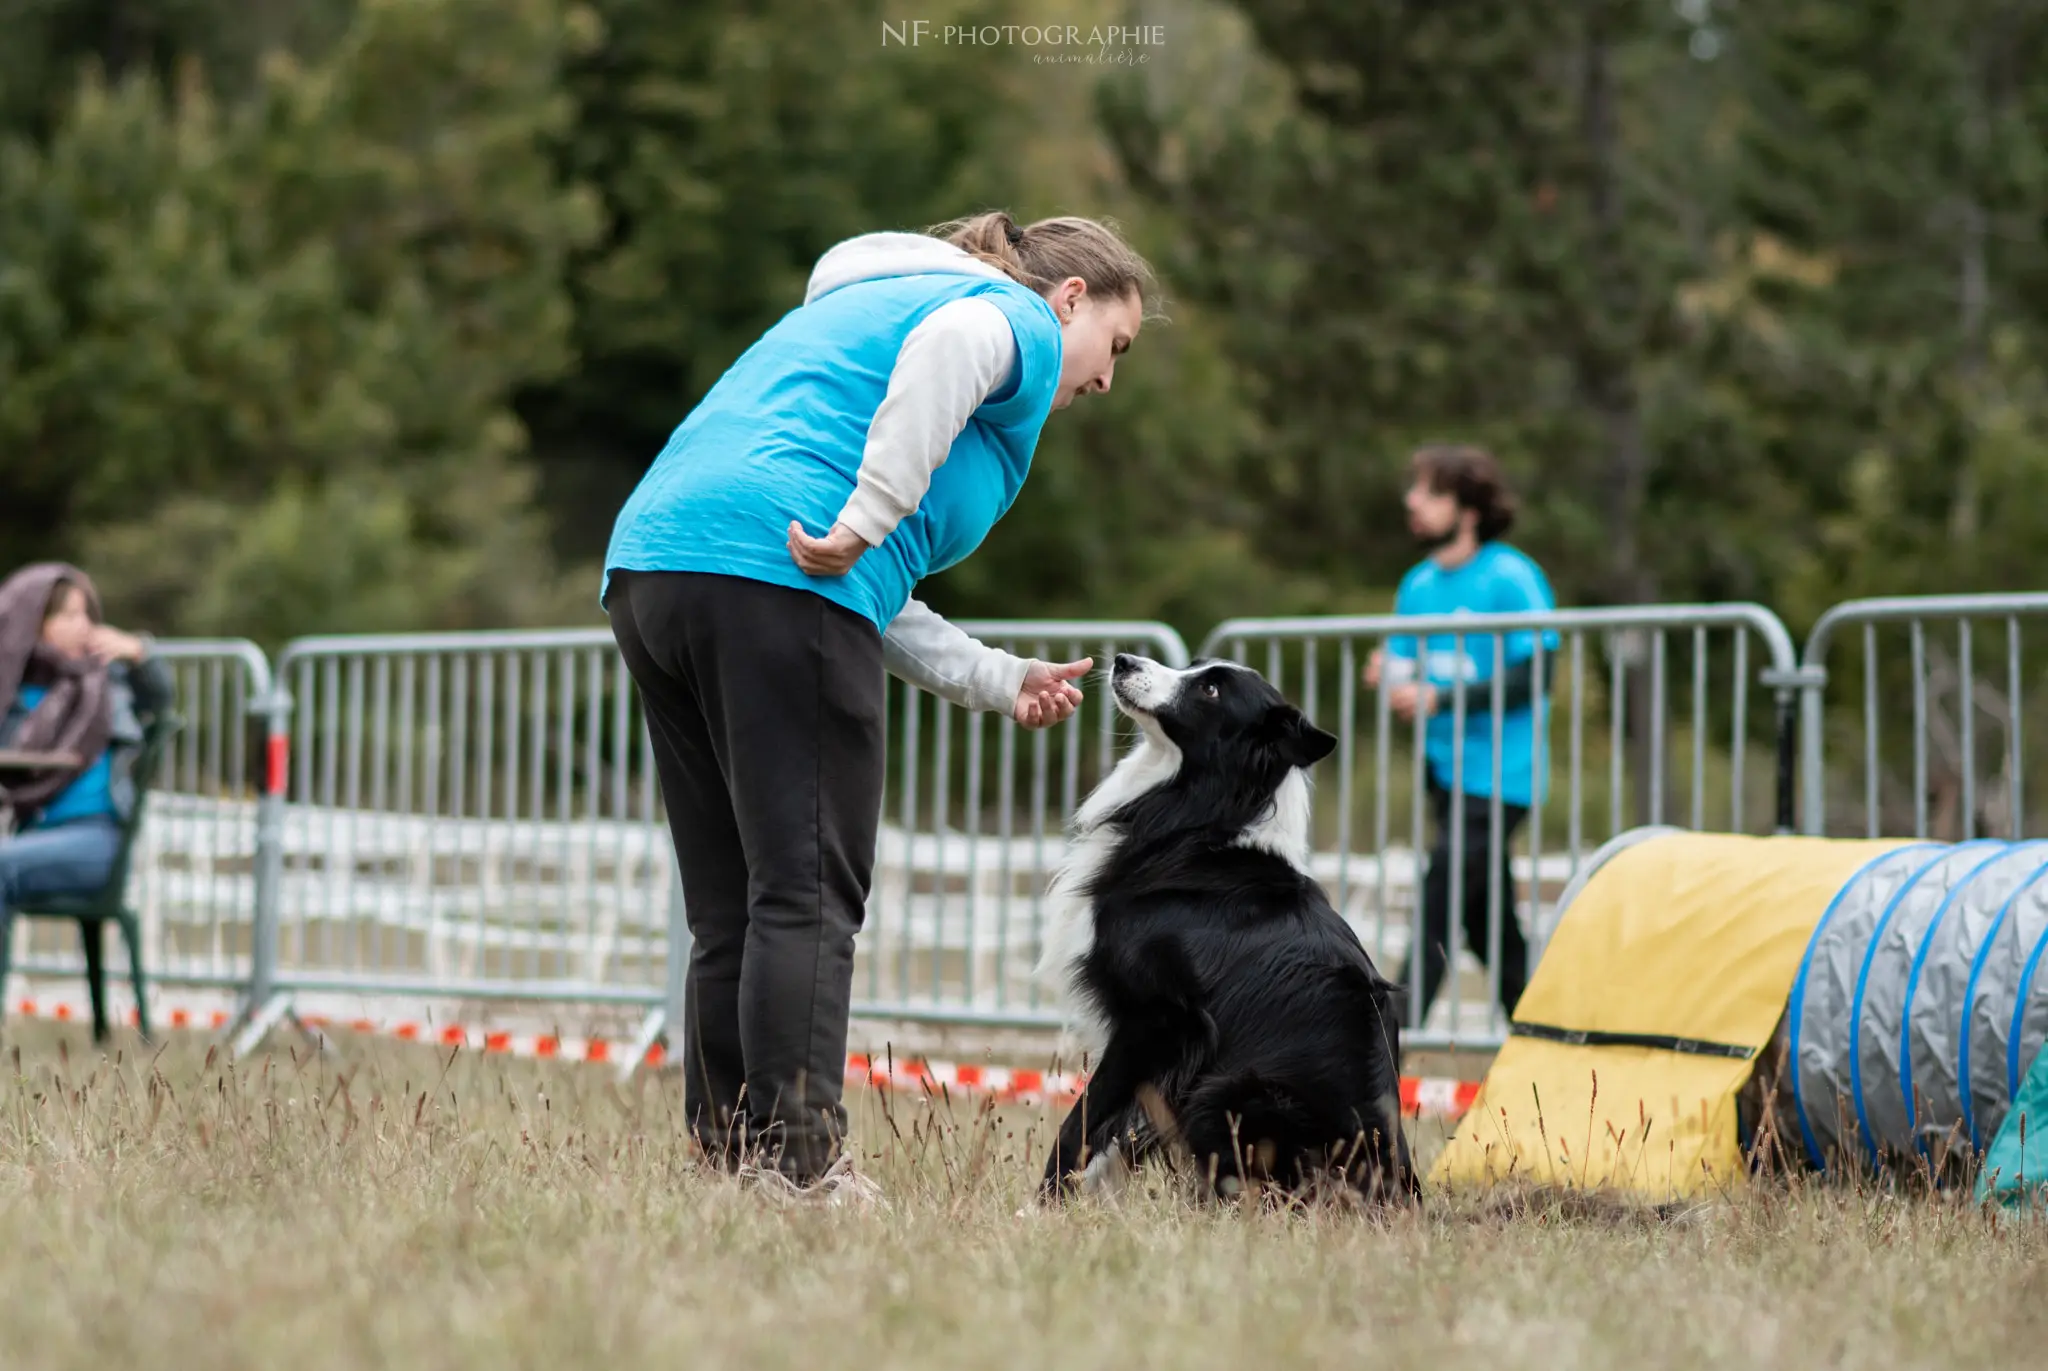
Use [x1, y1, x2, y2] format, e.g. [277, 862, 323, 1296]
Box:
[6, 0, 2044, 660]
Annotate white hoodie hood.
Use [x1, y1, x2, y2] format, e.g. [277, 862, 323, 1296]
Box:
[803, 231, 1011, 305]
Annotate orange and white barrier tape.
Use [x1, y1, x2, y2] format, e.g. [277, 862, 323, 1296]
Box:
[849, 1053, 1480, 1118]
[9, 997, 1481, 1120]
[12, 998, 232, 1032]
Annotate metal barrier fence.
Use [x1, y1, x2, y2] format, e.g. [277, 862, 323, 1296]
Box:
[270, 629, 672, 1005]
[207, 621, 1190, 1062]
[50, 593, 2048, 1061]
[1797, 594, 2048, 841]
[236, 629, 680, 1061]
[1199, 604, 1802, 1050]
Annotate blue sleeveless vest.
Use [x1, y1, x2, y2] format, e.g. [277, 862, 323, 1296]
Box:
[602, 273, 1063, 631]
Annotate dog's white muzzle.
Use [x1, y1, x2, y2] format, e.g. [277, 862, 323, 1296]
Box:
[1111, 653, 1183, 718]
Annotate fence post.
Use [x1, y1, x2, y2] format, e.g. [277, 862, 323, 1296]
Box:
[1760, 664, 1827, 837]
[227, 679, 300, 1057]
[1799, 667, 1827, 837]
[252, 682, 291, 1007]
[619, 865, 689, 1081]
[1773, 685, 1798, 836]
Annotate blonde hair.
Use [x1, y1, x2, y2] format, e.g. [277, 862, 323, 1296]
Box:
[929, 210, 1158, 317]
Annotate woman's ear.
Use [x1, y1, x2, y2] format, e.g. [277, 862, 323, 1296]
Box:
[1048, 276, 1087, 320]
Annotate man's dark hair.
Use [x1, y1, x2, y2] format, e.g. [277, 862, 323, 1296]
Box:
[1409, 444, 1517, 543]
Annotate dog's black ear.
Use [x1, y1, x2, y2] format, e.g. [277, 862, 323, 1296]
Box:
[1266, 704, 1338, 769]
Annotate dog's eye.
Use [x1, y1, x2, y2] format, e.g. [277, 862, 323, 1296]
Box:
[1202, 682, 1220, 700]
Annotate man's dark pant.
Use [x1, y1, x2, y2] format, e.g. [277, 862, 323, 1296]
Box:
[607, 569, 885, 1182]
[1404, 780, 1531, 1025]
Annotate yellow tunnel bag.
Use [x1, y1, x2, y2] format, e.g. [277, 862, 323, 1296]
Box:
[1430, 832, 1911, 1199]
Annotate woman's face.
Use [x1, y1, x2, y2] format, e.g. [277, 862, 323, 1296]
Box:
[1046, 280, 1143, 410]
[39, 585, 94, 659]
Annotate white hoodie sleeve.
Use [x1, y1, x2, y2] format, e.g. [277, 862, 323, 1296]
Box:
[834, 297, 1019, 548]
[882, 597, 1034, 714]
[799, 231, 1040, 714]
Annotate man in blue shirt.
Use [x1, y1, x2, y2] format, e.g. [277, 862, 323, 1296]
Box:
[1364, 445, 1557, 1024]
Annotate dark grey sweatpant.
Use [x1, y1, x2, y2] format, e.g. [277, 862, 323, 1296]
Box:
[607, 569, 885, 1181]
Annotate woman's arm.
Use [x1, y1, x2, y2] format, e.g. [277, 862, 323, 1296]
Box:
[883, 601, 1091, 727]
[91, 627, 173, 715]
[839, 296, 1017, 546]
[789, 297, 1019, 574]
[881, 598, 1033, 715]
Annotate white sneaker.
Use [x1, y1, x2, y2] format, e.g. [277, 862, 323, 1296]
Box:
[736, 1153, 889, 1212]
[812, 1154, 889, 1211]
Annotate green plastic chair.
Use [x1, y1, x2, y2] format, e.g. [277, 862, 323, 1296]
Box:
[3, 713, 181, 1045]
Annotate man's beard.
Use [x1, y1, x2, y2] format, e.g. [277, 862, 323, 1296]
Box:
[1410, 523, 1459, 553]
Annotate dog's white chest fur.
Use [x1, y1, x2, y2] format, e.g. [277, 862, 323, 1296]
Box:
[1033, 737, 1181, 1049]
[1033, 730, 1316, 1051]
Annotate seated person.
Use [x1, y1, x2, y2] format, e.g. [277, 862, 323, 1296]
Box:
[0, 564, 173, 937]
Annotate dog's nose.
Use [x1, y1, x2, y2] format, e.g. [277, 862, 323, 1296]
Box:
[1113, 653, 1139, 675]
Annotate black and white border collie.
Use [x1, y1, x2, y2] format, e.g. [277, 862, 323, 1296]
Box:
[1035, 653, 1417, 1206]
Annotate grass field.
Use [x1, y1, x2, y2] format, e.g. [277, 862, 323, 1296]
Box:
[0, 1022, 2043, 1370]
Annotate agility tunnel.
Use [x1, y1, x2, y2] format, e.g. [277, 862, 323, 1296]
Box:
[1430, 830, 2048, 1200]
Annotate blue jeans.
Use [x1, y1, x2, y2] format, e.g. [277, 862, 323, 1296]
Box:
[0, 818, 121, 927]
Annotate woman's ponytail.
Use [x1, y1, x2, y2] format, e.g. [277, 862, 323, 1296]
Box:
[928, 210, 1156, 314]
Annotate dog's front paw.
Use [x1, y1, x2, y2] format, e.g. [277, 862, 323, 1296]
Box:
[1038, 1151, 1087, 1206]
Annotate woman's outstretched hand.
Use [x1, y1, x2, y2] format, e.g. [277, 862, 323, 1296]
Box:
[1013, 658, 1092, 729]
[788, 521, 870, 576]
